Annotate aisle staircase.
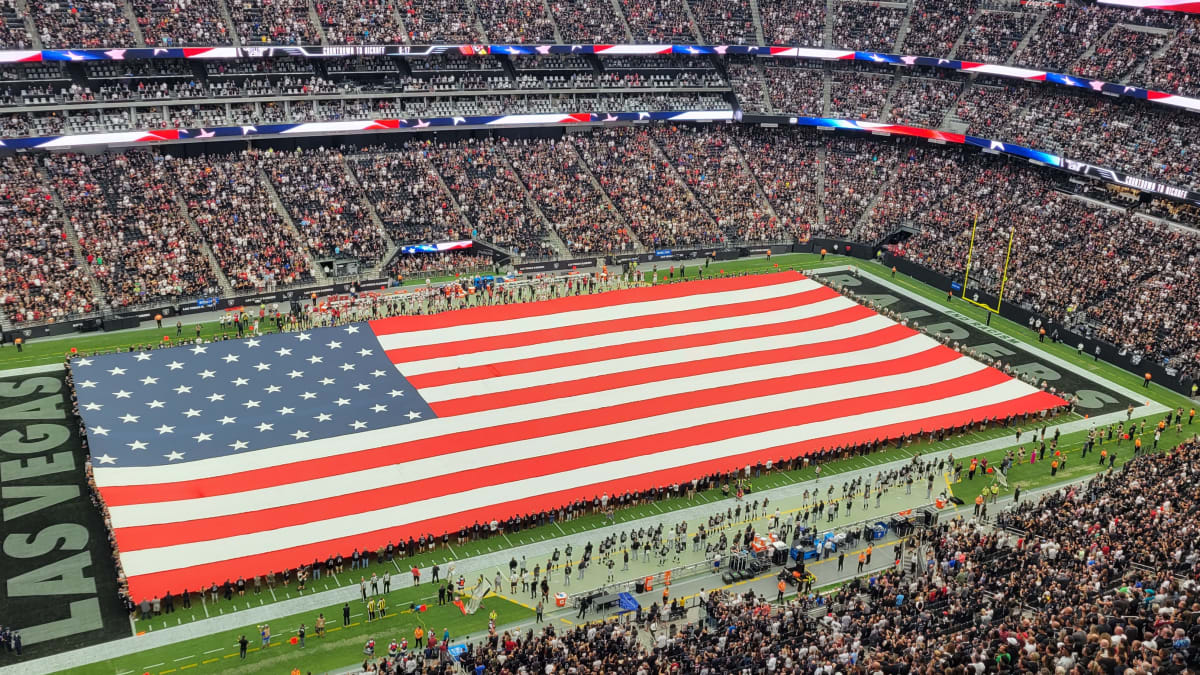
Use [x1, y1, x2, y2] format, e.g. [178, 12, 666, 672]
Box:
[37, 166, 110, 313]
[608, 0, 634, 41]
[498, 147, 570, 257]
[174, 195, 235, 296]
[217, 0, 241, 46]
[337, 154, 397, 277]
[565, 135, 646, 252]
[256, 168, 329, 282]
[120, 0, 147, 46]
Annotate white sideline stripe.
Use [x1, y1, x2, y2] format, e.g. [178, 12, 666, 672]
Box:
[417, 314, 894, 402]
[374, 279, 817, 349]
[108, 353, 984, 528]
[93, 331, 936, 487]
[394, 294, 855, 376]
[118, 379, 1036, 577]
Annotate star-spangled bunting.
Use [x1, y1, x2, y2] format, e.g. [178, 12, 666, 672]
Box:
[73, 323, 433, 467]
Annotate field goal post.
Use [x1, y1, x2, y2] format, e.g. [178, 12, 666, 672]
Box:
[960, 214, 1017, 321]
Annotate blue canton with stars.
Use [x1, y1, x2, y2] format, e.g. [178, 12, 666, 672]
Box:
[71, 323, 436, 467]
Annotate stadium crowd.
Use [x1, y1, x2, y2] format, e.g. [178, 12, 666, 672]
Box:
[503, 137, 634, 254]
[356, 438, 1200, 674]
[0, 154, 95, 323]
[170, 149, 314, 290]
[5, 126, 1200, 381]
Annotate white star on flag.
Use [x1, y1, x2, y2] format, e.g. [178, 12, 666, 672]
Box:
[114, 390, 132, 399]
[291, 430, 310, 440]
[134, 353, 152, 362]
[319, 377, 336, 386]
[199, 370, 216, 379]
[334, 397, 351, 407]
[222, 354, 240, 363]
[276, 348, 292, 357]
[406, 411, 422, 420]
[296, 333, 311, 341]
[218, 416, 237, 425]
[314, 413, 333, 422]
[207, 393, 225, 402]
[229, 440, 249, 451]
[288, 370, 305, 379]
[183, 408, 202, 418]
[264, 385, 282, 393]
[354, 383, 371, 392]
[253, 362, 271, 372]
[127, 440, 148, 451]
[307, 356, 323, 364]
[119, 413, 139, 423]
[357, 348, 373, 357]
[191, 345, 208, 354]
[299, 392, 317, 400]
[389, 389, 406, 397]
[243, 400, 261, 409]
[344, 325, 360, 334]
[371, 370, 386, 378]
[255, 422, 274, 432]
[96, 454, 116, 464]
[246, 339, 261, 347]
[75, 358, 93, 366]
[78, 380, 97, 388]
[91, 425, 110, 436]
[167, 361, 184, 370]
[370, 404, 387, 413]
[140, 376, 158, 385]
[154, 424, 175, 434]
[349, 420, 368, 430]
[327, 340, 342, 349]
[277, 407, 295, 415]
[164, 451, 185, 461]
[108, 367, 126, 376]
[174, 385, 192, 394]
[83, 402, 103, 411]
[193, 432, 213, 442]
[233, 377, 249, 386]
[146, 400, 165, 409]
[340, 363, 356, 371]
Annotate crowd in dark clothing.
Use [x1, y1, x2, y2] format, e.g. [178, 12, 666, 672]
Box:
[355, 440, 1200, 674]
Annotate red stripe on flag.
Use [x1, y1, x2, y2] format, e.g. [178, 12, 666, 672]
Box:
[96, 331, 939, 507]
[428, 320, 912, 416]
[120, 389, 1065, 600]
[111, 366, 1010, 551]
[370, 271, 805, 336]
[407, 302, 873, 389]
[390, 284, 841, 366]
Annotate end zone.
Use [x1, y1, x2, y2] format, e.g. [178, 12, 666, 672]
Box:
[0, 371, 129, 658]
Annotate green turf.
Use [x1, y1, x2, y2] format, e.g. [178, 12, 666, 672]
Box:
[61, 251, 1190, 633]
[0, 269, 487, 370]
[59, 591, 530, 675]
[21, 253, 1200, 672]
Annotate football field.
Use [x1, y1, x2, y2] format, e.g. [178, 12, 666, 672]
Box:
[0, 255, 1192, 675]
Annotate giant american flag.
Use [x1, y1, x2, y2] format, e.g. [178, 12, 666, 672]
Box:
[74, 273, 1065, 599]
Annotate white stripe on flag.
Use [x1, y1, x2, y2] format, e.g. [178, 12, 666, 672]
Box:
[107, 354, 985, 528]
[94, 331, 938, 487]
[415, 314, 894, 402]
[116, 379, 1035, 577]
[374, 279, 819, 349]
[394, 295, 856, 376]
